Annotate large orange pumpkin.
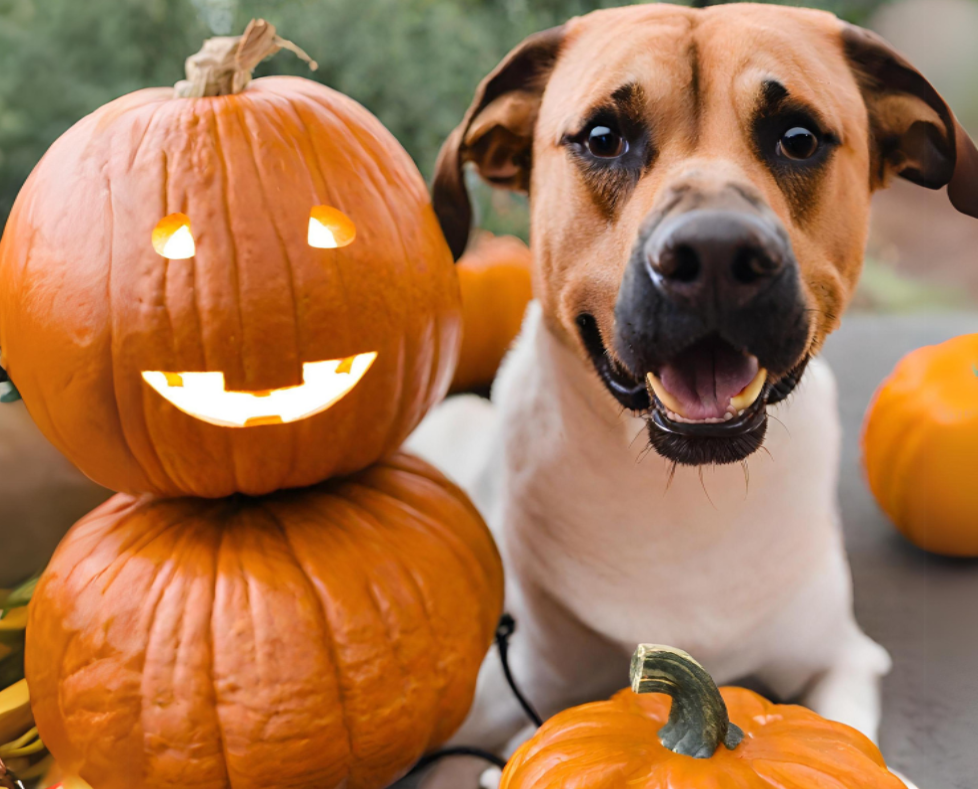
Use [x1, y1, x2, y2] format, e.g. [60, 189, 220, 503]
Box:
[25, 452, 503, 789]
[501, 645, 903, 789]
[451, 232, 533, 393]
[0, 21, 460, 499]
[862, 334, 978, 556]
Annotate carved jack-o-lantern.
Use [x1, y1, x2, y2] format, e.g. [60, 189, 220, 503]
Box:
[0, 21, 460, 498]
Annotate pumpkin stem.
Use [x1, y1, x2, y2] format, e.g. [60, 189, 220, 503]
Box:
[629, 644, 744, 759]
[174, 18, 317, 98]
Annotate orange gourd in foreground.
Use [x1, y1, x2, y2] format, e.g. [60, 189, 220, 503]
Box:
[501, 645, 903, 789]
[26, 453, 504, 789]
[0, 20, 460, 499]
[451, 233, 533, 392]
[862, 333, 978, 556]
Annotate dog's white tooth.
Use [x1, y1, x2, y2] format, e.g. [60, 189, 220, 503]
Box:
[646, 372, 688, 417]
[730, 367, 767, 412]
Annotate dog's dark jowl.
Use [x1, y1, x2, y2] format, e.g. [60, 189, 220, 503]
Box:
[587, 181, 812, 466]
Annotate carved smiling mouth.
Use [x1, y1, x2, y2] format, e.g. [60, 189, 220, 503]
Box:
[142, 352, 377, 427]
[576, 314, 807, 465]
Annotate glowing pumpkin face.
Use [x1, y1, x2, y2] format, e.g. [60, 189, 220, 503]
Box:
[0, 74, 460, 498]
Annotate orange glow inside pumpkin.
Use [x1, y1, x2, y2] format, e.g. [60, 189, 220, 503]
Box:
[152, 213, 196, 259]
[308, 206, 356, 249]
[142, 352, 378, 427]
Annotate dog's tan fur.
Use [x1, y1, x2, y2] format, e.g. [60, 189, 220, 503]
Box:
[435, 3, 978, 377]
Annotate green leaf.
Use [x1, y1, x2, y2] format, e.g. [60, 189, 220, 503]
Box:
[2, 578, 37, 611]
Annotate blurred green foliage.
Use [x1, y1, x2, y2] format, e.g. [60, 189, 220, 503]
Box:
[0, 0, 893, 232]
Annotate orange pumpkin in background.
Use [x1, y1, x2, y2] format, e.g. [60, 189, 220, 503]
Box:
[0, 20, 460, 499]
[501, 645, 903, 789]
[862, 334, 978, 556]
[451, 232, 533, 393]
[26, 452, 504, 789]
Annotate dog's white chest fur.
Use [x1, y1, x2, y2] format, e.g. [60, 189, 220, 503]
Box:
[409, 301, 888, 749]
[488, 304, 843, 666]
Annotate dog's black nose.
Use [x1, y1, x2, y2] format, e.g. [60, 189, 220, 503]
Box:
[646, 211, 787, 308]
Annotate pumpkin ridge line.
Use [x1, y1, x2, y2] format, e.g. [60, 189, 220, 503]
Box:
[128, 100, 169, 174]
[257, 499, 356, 782]
[236, 100, 299, 483]
[103, 156, 163, 493]
[207, 514, 235, 788]
[335, 477, 482, 742]
[207, 100, 247, 492]
[136, 508, 221, 786]
[233, 99, 304, 480]
[315, 482, 454, 744]
[138, 112, 198, 495]
[318, 491, 428, 759]
[124, 121, 176, 491]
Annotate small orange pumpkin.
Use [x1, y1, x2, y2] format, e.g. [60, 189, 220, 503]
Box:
[0, 21, 460, 498]
[862, 333, 978, 556]
[451, 232, 533, 393]
[26, 452, 503, 789]
[501, 645, 903, 789]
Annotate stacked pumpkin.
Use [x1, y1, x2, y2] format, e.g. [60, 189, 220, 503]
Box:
[0, 20, 503, 789]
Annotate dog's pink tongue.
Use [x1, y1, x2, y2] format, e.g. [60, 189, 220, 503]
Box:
[658, 340, 759, 420]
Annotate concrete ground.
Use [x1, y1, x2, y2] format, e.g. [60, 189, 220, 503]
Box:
[822, 311, 978, 789]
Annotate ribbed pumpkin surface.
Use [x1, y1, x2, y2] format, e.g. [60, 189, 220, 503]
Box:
[26, 452, 503, 789]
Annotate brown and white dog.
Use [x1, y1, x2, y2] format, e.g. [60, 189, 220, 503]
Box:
[408, 3, 978, 784]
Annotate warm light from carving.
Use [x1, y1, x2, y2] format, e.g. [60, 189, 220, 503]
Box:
[308, 205, 356, 249]
[152, 213, 196, 259]
[142, 352, 377, 427]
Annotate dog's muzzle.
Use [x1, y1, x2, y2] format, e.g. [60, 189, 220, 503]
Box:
[581, 199, 811, 466]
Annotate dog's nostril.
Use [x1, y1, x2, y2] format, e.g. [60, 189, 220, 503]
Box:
[731, 246, 781, 284]
[670, 245, 701, 283]
[654, 243, 701, 283]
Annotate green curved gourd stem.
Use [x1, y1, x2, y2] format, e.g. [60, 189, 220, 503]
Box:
[629, 644, 745, 759]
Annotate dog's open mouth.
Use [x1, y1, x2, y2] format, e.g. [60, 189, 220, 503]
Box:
[577, 314, 807, 466]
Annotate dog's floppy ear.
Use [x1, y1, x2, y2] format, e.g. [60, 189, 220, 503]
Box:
[843, 23, 978, 218]
[433, 25, 566, 260]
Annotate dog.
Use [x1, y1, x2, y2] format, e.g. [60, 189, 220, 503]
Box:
[408, 2, 978, 784]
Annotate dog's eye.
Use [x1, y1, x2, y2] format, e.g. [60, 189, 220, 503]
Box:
[777, 126, 819, 160]
[585, 125, 627, 158]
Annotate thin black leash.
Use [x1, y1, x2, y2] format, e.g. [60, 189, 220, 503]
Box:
[405, 614, 540, 779]
[493, 614, 542, 727]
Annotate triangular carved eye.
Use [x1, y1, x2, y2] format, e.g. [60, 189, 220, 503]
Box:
[152, 213, 196, 259]
[308, 206, 356, 249]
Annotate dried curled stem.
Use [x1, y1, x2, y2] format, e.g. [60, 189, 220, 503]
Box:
[174, 18, 317, 98]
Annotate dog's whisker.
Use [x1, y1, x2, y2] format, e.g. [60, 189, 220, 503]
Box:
[767, 412, 790, 437]
[663, 459, 679, 494]
[697, 466, 718, 510]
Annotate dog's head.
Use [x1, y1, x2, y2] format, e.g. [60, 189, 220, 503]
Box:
[434, 3, 978, 466]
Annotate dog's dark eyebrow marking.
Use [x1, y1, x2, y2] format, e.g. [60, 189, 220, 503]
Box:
[610, 83, 645, 125]
[761, 79, 790, 110]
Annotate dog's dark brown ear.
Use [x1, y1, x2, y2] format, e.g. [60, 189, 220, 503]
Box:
[433, 25, 566, 260]
[843, 24, 978, 218]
